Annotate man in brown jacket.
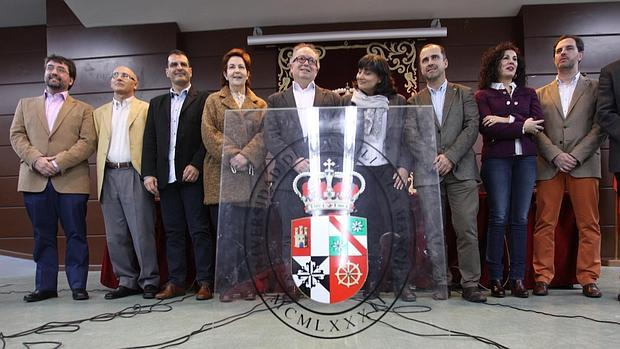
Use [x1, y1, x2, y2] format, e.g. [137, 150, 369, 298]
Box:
[533, 35, 607, 298]
[10, 54, 96, 302]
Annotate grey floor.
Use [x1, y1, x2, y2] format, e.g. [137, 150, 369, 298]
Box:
[1, 255, 619, 349]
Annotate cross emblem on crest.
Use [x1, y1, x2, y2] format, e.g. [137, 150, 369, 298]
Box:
[295, 260, 326, 289]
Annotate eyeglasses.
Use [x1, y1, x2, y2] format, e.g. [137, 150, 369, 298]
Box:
[46, 64, 68, 74]
[292, 56, 317, 66]
[111, 72, 136, 81]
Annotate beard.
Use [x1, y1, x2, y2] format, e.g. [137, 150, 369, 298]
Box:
[45, 74, 66, 91]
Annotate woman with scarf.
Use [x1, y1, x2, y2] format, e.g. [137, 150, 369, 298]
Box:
[343, 53, 415, 301]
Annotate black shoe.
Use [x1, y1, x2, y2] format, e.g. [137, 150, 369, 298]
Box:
[398, 287, 417, 302]
[462, 286, 487, 303]
[432, 285, 450, 300]
[105, 286, 141, 300]
[143, 285, 159, 299]
[72, 288, 89, 301]
[23, 290, 58, 303]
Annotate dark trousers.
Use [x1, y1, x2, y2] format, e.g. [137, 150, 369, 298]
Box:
[23, 180, 89, 291]
[213, 204, 255, 292]
[481, 155, 536, 280]
[159, 181, 213, 286]
[355, 165, 411, 291]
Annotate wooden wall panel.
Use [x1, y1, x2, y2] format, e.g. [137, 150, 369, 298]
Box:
[522, 2, 620, 38]
[70, 54, 171, 94]
[0, 146, 20, 177]
[525, 35, 620, 75]
[0, 83, 44, 115]
[0, 178, 22, 207]
[47, 23, 178, 60]
[0, 52, 45, 85]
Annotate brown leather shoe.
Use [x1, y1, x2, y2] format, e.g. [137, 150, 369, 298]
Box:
[462, 286, 487, 303]
[533, 281, 549, 296]
[509, 279, 529, 298]
[582, 283, 602, 298]
[155, 283, 186, 300]
[489, 279, 505, 298]
[195, 281, 213, 301]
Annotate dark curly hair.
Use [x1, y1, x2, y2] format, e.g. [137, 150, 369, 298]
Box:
[356, 53, 397, 97]
[478, 42, 526, 90]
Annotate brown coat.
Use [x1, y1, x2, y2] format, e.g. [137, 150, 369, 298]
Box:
[536, 76, 606, 180]
[201, 86, 267, 205]
[10, 95, 96, 194]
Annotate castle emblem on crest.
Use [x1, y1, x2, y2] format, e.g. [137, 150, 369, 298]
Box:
[290, 158, 369, 304]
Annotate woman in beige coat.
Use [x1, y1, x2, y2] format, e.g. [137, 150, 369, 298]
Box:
[201, 48, 267, 302]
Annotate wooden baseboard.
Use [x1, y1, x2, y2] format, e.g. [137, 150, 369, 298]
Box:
[602, 259, 620, 267]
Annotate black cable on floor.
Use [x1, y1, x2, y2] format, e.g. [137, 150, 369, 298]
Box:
[483, 301, 620, 325]
[0, 295, 193, 349]
[360, 301, 509, 349]
[121, 302, 270, 349]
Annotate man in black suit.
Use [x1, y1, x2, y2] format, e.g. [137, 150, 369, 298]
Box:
[597, 58, 620, 301]
[142, 50, 213, 300]
[264, 43, 341, 295]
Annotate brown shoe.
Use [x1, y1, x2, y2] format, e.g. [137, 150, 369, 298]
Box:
[195, 281, 213, 301]
[533, 281, 549, 296]
[462, 286, 487, 303]
[509, 279, 529, 298]
[489, 279, 505, 298]
[582, 283, 602, 298]
[155, 283, 186, 300]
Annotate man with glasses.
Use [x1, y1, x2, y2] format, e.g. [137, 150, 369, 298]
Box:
[94, 66, 159, 300]
[142, 50, 213, 300]
[264, 43, 341, 296]
[10, 54, 96, 302]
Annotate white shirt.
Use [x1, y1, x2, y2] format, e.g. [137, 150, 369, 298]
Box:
[168, 85, 191, 183]
[490, 82, 522, 155]
[107, 97, 133, 163]
[556, 72, 580, 118]
[428, 79, 448, 125]
[292, 81, 316, 137]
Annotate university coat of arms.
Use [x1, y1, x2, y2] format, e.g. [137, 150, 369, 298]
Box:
[291, 159, 367, 304]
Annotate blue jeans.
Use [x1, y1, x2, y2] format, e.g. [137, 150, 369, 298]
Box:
[481, 156, 536, 280]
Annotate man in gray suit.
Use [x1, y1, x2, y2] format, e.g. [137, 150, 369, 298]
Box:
[264, 43, 341, 296]
[533, 35, 606, 298]
[406, 43, 486, 303]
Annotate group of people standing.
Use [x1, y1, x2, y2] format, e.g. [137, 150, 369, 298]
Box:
[9, 33, 619, 304]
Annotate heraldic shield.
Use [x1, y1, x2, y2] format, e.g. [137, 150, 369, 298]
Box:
[290, 153, 368, 304]
[292, 215, 368, 304]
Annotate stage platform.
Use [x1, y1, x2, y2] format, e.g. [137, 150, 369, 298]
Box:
[1, 255, 618, 348]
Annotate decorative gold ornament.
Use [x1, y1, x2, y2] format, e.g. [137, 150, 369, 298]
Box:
[277, 41, 417, 94]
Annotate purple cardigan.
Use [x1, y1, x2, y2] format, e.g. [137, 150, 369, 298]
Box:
[475, 86, 543, 159]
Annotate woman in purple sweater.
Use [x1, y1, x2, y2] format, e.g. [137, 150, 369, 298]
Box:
[475, 42, 544, 298]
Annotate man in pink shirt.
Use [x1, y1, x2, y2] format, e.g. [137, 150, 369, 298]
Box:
[10, 55, 96, 302]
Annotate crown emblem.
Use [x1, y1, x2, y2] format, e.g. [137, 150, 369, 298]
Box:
[293, 158, 366, 214]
